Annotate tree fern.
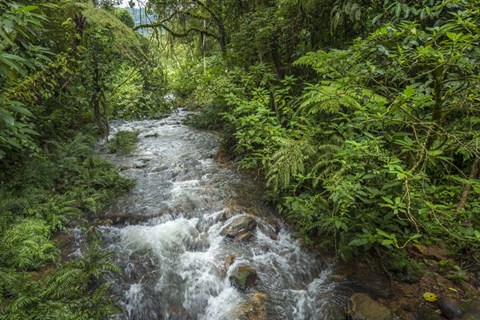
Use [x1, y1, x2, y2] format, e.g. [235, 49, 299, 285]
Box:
[294, 50, 350, 78]
[300, 81, 386, 115]
[310, 142, 344, 188]
[300, 82, 361, 114]
[267, 138, 316, 193]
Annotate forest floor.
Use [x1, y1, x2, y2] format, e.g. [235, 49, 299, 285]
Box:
[333, 246, 480, 319]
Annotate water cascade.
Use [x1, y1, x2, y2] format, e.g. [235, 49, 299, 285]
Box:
[100, 110, 344, 319]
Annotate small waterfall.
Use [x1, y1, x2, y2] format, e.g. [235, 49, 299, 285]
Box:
[100, 110, 344, 319]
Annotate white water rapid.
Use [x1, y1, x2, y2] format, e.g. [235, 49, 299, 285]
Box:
[100, 110, 344, 319]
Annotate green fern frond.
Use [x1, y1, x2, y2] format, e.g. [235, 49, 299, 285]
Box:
[10, 294, 40, 314]
[43, 268, 83, 299]
[0, 267, 29, 295]
[267, 138, 316, 192]
[300, 82, 361, 114]
[294, 50, 350, 78]
[0, 219, 58, 270]
[308, 142, 342, 186]
[300, 81, 387, 116]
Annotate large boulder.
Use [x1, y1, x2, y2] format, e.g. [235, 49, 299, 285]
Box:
[221, 215, 257, 242]
[335, 262, 393, 299]
[229, 264, 258, 291]
[347, 293, 394, 320]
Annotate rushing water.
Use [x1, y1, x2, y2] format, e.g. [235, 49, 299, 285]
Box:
[100, 110, 343, 320]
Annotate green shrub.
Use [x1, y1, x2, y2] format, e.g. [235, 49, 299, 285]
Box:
[0, 219, 58, 271]
[0, 131, 134, 317]
[108, 130, 138, 154]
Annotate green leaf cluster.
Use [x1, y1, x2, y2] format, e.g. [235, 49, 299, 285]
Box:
[0, 132, 133, 318]
[186, 0, 480, 265]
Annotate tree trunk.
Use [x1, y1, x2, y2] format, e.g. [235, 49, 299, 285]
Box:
[92, 58, 109, 140]
[457, 157, 480, 213]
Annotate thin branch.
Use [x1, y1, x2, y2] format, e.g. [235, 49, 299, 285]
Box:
[134, 22, 219, 39]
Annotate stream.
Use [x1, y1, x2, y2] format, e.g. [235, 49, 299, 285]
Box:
[99, 110, 346, 319]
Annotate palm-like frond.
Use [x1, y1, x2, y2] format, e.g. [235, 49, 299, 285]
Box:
[267, 138, 316, 192]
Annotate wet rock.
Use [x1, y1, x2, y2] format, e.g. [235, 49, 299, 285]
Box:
[101, 218, 113, 225]
[461, 297, 480, 320]
[237, 292, 269, 320]
[347, 293, 394, 320]
[131, 158, 150, 169]
[323, 303, 345, 320]
[144, 132, 158, 138]
[341, 264, 393, 299]
[235, 231, 254, 242]
[221, 215, 257, 240]
[229, 265, 258, 291]
[437, 297, 464, 320]
[153, 165, 169, 172]
[225, 255, 236, 269]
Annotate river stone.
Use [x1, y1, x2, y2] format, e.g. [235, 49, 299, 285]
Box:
[225, 255, 236, 269]
[221, 215, 257, 239]
[229, 265, 258, 291]
[237, 292, 269, 320]
[235, 231, 254, 242]
[438, 297, 464, 319]
[347, 293, 394, 320]
[461, 297, 480, 320]
[323, 303, 345, 320]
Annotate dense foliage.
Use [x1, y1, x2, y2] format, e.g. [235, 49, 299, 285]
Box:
[0, 0, 167, 317]
[162, 0, 480, 270]
[0, 133, 133, 319]
[2, 0, 479, 316]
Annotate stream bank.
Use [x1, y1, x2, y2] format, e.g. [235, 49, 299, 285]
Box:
[93, 109, 478, 319]
[98, 110, 346, 319]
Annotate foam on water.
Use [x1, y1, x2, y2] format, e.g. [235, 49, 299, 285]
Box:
[101, 110, 342, 319]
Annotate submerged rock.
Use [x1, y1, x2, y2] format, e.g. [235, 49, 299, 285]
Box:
[229, 265, 258, 291]
[236, 292, 269, 320]
[221, 215, 257, 241]
[347, 293, 394, 320]
[437, 297, 464, 319]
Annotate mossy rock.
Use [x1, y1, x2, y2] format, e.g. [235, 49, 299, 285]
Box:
[237, 292, 269, 320]
[229, 265, 258, 291]
[347, 293, 394, 320]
